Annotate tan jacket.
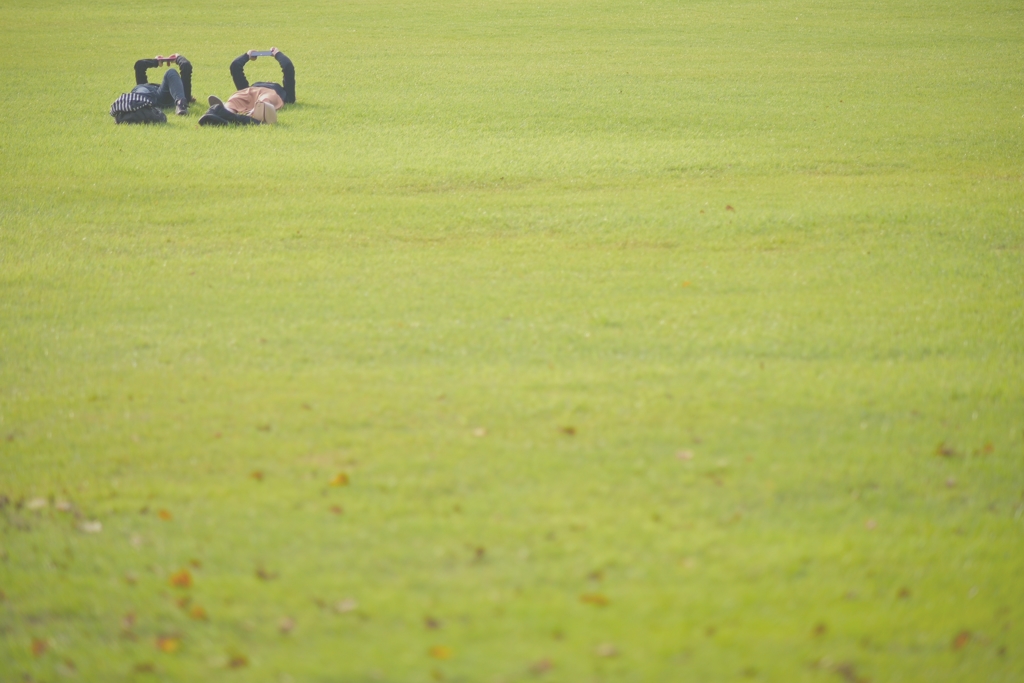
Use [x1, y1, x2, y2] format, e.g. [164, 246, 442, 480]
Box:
[226, 86, 284, 115]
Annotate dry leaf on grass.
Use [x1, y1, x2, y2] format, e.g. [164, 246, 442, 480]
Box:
[250, 471, 264, 481]
[169, 569, 193, 588]
[529, 658, 554, 674]
[429, 645, 453, 660]
[228, 654, 248, 668]
[676, 450, 694, 461]
[335, 598, 358, 613]
[279, 617, 296, 634]
[189, 606, 208, 620]
[158, 509, 173, 521]
[580, 593, 609, 607]
[952, 630, 972, 651]
[594, 643, 619, 658]
[31, 638, 48, 657]
[330, 473, 350, 487]
[155, 636, 180, 654]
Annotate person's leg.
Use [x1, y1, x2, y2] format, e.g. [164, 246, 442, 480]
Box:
[209, 104, 261, 125]
[155, 69, 186, 108]
[198, 111, 229, 126]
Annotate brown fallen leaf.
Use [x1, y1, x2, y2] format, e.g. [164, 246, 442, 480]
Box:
[255, 567, 278, 581]
[812, 622, 828, 637]
[134, 662, 155, 673]
[31, 638, 48, 657]
[832, 661, 867, 683]
[425, 616, 442, 630]
[725, 205, 735, 212]
[189, 558, 202, 569]
[529, 658, 554, 674]
[169, 569, 193, 588]
[329, 505, 343, 515]
[250, 471, 264, 482]
[334, 597, 358, 613]
[279, 617, 296, 634]
[155, 636, 180, 654]
[429, 645, 453, 660]
[158, 509, 172, 521]
[935, 442, 958, 457]
[559, 426, 576, 436]
[952, 630, 972, 651]
[228, 654, 248, 668]
[580, 593, 609, 607]
[330, 473, 350, 487]
[897, 587, 911, 599]
[189, 606, 208, 621]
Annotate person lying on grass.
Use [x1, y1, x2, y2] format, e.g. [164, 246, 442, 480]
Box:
[110, 55, 195, 124]
[199, 47, 295, 127]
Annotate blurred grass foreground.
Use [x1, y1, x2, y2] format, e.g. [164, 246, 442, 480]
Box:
[0, 0, 1022, 680]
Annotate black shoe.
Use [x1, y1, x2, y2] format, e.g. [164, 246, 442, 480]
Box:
[198, 112, 228, 126]
[175, 99, 188, 116]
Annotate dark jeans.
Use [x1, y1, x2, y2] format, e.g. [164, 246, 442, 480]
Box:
[132, 69, 184, 107]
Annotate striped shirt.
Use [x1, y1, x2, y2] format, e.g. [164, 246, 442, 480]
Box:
[109, 92, 156, 117]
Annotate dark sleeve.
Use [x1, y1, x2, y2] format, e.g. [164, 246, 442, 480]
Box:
[274, 52, 296, 103]
[134, 59, 158, 85]
[175, 55, 193, 102]
[230, 53, 250, 90]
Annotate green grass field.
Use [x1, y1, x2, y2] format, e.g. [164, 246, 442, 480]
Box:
[1, 0, 1023, 680]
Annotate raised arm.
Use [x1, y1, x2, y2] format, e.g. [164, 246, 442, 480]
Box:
[230, 53, 251, 90]
[175, 55, 194, 102]
[273, 51, 296, 103]
[134, 58, 159, 85]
